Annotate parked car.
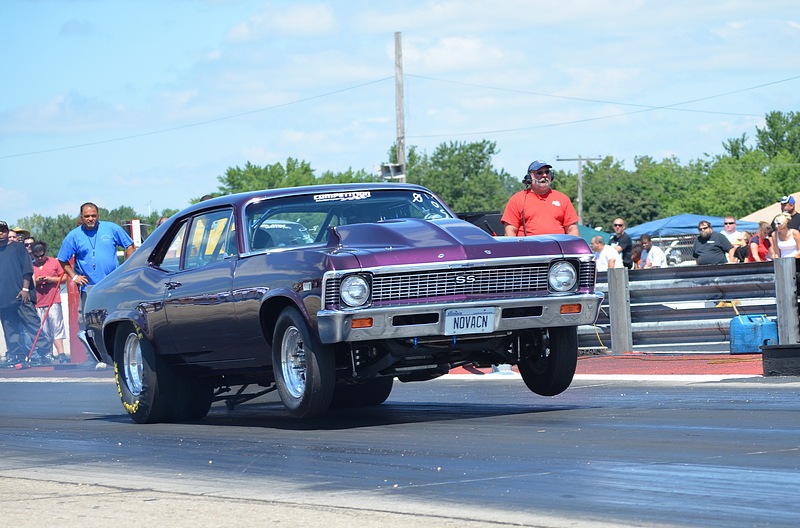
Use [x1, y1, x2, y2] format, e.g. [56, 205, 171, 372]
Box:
[82, 183, 603, 423]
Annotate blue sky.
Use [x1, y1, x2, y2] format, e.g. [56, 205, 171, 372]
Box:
[2, 0, 799, 226]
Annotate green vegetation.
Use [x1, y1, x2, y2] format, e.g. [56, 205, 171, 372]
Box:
[16, 111, 800, 253]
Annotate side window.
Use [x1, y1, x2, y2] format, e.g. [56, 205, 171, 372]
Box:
[159, 221, 188, 272]
[184, 209, 235, 270]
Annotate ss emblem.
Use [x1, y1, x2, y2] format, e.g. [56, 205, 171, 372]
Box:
[455, 274, 476, 284]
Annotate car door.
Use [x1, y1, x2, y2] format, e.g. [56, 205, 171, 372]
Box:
[161, 208, 249, 363]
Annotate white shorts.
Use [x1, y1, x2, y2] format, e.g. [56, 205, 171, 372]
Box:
[37, 303, 67, 341]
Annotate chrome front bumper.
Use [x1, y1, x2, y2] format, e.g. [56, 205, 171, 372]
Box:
[316, 292, 604, 344]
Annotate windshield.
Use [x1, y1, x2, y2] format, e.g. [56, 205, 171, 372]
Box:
[245, 189, 452, 250]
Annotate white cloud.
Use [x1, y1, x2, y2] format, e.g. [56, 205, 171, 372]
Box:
[404, 36, 509, 73]
[227, 4, 337, 42]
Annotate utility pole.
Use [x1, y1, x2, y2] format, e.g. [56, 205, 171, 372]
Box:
[556, 155, 601, 225]
[380, 32, 406, 183]
[394, 31, 406, 182]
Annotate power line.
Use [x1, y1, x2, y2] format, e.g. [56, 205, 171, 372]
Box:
[0, 77, 394, 160]
[405, 74, 800, 139]
[406, 74, 799, 116]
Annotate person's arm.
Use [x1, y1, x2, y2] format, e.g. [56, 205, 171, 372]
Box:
[565, 224, 579, 237]
[59, 260, 89, 286]
[18, 272, 32, 303]
[770, 233, 779, 259]
[607, 257, 616, 269]
[504, 223, 518, 237]
[750, 240, 761, 261]
[124, 244, 135, 259]
[792, 230, 800, 258]
[727, 246, 736, 263]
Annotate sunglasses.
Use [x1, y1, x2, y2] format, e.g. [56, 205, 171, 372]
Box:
[530, 169, 551, 177]
[33, 253, 46, 258]
[613, 223, 624, 227]
[723, 222, 735, 225]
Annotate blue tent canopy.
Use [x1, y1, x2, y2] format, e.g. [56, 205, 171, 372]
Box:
[625, 214, 760, 239]
[578, 225, 610, 243]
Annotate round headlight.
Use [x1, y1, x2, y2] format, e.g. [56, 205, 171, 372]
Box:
[548, 261, 578, 292]
[340, 275, 370, 307]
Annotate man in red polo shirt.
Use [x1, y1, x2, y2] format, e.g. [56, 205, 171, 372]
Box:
[501, 160, 579, 237]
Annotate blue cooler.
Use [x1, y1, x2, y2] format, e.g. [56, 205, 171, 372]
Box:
[730, 315, 778, 354]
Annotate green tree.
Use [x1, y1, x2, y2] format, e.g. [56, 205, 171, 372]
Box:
[210, 158, 317, 198]
[406, 140, 513, 213]
[756, 111, 800, 160]
[14, 213, 78, 257]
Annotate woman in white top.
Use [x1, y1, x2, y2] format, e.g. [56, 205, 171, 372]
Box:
[770, 213, 800, 258]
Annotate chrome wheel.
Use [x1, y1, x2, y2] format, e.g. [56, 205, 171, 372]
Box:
[123, 332, 144, 396]
[272, 307, 335, 419]
[280, 325, 307, 399]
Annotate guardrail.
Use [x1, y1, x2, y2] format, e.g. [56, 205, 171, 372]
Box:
[578, 259, 800, 354]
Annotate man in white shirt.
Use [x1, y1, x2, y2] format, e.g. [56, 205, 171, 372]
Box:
[721, 216, 743, 247]
[591, 236, 617, 272]
[640, 234, 667, 268]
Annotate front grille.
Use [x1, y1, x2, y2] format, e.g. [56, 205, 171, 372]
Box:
[324, 261, 595, 307]
[579, 260, 596, 289]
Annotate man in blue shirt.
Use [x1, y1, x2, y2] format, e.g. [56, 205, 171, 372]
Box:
[58, 202, 135, 289]
[57, 203, 135, 358]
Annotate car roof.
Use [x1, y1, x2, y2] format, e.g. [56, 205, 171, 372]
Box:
[192, 182, 434, 212]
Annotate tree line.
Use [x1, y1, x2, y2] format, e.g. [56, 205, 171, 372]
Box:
[16, 110, 800, 253]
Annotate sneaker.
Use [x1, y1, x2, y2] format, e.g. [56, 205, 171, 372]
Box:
[3, 355, 23, 368]
[95, 361, 108, 370]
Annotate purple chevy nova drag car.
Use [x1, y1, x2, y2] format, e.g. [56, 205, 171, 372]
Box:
[82, 183, 603, 423]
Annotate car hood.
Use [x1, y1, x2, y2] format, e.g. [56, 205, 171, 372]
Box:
[326, 218, 590, 268]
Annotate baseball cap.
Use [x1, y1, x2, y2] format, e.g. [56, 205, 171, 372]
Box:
[780, 195, 795, 205]
[0, 221, 7, 232]
[528, 160, 552, 172]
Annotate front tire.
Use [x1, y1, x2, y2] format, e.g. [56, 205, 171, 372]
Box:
[272, 307, 335, 419]
[518, 327, 578, 397]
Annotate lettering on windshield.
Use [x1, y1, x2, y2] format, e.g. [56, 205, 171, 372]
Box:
[313, 191, 371, 202]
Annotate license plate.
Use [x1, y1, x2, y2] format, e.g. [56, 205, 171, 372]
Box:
[444, 307, 496, 336]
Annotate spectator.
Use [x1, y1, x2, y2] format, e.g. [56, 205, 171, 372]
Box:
[0, 220, 49, 366]
[58, 202, 135, 291]
[770, 213, 800, 259]
[7, 230, 18, 243]
[693, 220, 734, 265]
[58, 203, 135, 365]
[12, 226, 30, 242]
[640, 234, 667, 268]
[721, 216, 743, 247]
[609, 218, 633, 268]
[501, 160, 579, 237]
[591, 236, 617, 272]
[23, 236, 36, 258]
[748, 221, 772, 262]
[778, 196, 800, 230]
[31, 242, 68, 363]
[733, 231, 752, 262]
[630, 243, 644, 269]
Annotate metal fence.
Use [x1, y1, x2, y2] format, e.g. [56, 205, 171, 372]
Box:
[578, 259, 799, 354]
